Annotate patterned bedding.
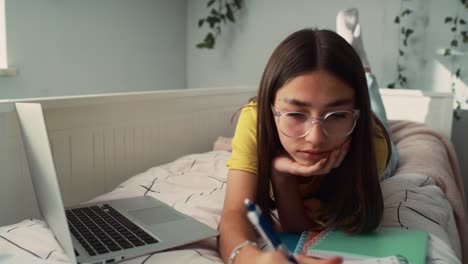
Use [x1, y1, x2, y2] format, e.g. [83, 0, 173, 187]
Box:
[0, 121, 465, 263]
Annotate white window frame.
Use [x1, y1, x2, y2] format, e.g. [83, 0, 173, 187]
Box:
[0, 0, 7, 69]
[0, 0, 15, 76]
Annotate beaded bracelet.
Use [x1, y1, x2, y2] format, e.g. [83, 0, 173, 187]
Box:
[228, 240, 258, 264]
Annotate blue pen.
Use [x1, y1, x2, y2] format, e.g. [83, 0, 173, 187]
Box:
[244, 198, 298, 264]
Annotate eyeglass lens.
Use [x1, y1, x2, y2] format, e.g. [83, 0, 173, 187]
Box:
[278, 111, 356, 138]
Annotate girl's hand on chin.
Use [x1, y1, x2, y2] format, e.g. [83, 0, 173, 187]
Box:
[273, 139, 351, 177]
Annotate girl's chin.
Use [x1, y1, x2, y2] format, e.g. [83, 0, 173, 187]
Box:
[294, 157, 323, 167]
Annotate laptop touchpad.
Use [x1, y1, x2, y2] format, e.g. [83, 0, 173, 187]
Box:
[128, 206, 184, 225]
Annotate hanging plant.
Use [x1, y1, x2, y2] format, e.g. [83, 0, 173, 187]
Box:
[387, 8, 415, 88]
[196, 0, 244, 49]
[441, 1, 468, 120]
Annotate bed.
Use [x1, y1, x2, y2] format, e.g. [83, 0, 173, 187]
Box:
[0, 87, 466, 263]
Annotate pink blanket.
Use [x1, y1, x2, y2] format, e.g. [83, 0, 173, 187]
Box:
[390, 120, 468, 262]
[215, 121, 468, 261]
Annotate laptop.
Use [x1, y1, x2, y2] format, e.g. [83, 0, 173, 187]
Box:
[15, 102, 219, 264]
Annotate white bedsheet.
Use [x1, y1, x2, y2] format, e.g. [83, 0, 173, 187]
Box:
[0, 150, 461, 263]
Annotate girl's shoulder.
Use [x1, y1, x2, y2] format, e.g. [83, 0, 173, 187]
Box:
[240, 101, 258, 115]
[245, 100, 257, 108]
[371, 115, 387, 138]
[371, 115, 391, 178]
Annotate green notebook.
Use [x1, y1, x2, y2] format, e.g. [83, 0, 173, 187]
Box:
[294, 227, 428, 264]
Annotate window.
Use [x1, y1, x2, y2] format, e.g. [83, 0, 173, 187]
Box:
[0, 0, 7, 69]
[0, 0, 15, 76]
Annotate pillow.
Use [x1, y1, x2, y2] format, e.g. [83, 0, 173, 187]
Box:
[213, 136, 233, 151]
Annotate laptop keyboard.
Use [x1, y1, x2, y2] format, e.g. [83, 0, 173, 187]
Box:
[66, 204, 159, 256]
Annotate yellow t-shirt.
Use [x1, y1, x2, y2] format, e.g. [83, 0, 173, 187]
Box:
[226, 101, 389, 179]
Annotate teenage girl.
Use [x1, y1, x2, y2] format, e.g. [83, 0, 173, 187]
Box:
[219, 12, 397, 264]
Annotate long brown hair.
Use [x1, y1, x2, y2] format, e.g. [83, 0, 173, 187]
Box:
[256, 29, 383, 234]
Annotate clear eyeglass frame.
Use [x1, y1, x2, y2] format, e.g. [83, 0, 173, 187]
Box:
[271, 106, 360, 139]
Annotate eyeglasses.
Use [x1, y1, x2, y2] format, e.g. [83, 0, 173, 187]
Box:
[271, 106, 360, 138]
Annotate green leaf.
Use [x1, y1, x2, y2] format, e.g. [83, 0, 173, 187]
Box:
[399, 49, 404, 56]
[462, 31, 467, 37]
[405, 28, 414, 37]
[455, 68, 461, 78]
[205, 32, 215, 44]
[387, 83, 395, 88]
[402, 9, 412, 16]
[394, 16, 400, 24]
[445, 17, 453, 23]
[226, 4, 235, 22]
[233, 0, 243, 9]
[211, 8, 220, 16]
[460, 19, 466, 25]
[197, 40, 214, 49]
[399, 79, 405, 87]
[463, 35, 468, 43]
[196, 43, 206, 48]
[451, 39, 458, 47]
[207, 16, 221, 28]
[454, 102, 462, 121]
[443, 48, 451, 56]
[452, 27, 457, 32]
[207, 0, 216, 7]
[198, 19, 205, 27]
[403, 39, 407, 46]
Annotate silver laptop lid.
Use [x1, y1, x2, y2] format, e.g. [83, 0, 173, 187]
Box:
[15, 103, 77, 264]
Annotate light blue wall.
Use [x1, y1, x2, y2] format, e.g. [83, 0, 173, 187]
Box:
[424, 0, 468, 95]
[0, 0, 187, 99]
[186, 0, 467, 94]
[186, 0, 400, 89]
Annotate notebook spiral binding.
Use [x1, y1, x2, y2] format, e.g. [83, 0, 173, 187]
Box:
[294, 227, 334, 255]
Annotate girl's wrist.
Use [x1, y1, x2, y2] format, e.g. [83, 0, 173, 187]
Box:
[231, 243, 261, 264]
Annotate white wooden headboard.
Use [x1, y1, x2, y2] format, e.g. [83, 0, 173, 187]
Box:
[380, 88, 453, 138]
[0, 87, 453, 226]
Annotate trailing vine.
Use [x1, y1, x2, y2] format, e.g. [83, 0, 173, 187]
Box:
[441, 1, 468, 120]
[387, 8, 414, 88]
[196, 0, 244, 49]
